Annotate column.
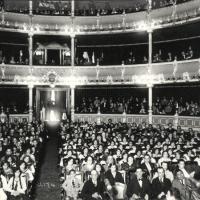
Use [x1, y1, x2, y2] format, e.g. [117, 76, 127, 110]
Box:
[148, 84, 153, 124]
[66, 88, 71, 115]
[148, 29, 153, 74]
[71, 34, 75, 67]
[71, 0, 75, 17]
[70, 85, 75, 121]
[29, 0, 33, 15]
[28, 33, 33, 66]
[28, 85, 33, 122]
[59, 49, 62, 65]
[44, 49, 47, 65]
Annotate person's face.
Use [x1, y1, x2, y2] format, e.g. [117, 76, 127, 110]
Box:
[96, 165, 101, 173]
[87, 157, 92, 164]
[91, 171, 98, 181]
[69, 170, 75, 177]
[177, 171, 184, 180]
[144, 155, 150, 163]
[20, 163, 26, 171]
[2, 162, 8, 170]
[128, 156, 133, 163]
[136, 169, 143, 179]
[6, 149, 12, 155]
[111, 165, 116, 173]
[178, 161, 185, 169]
[24, 156, 30, 163]
[162, 163, 168, 170]
[158, 168, 164, 179]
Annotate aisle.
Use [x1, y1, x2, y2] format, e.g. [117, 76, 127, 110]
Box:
[33, 126, 60, 200]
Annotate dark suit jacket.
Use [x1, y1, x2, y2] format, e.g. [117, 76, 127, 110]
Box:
[81, 179, 105, 200]
[141, 162, 155, 178]
[172, 178, 192, 200]
[105, 170, 124, 186]
[151, 177, 171, 199]
[127, 177, 151, 198]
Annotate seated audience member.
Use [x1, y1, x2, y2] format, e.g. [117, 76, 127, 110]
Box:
[81, 156, 95, 181]
[186, 46, 194, 59]
[158, 151, 171, 166]
[104, 164, 124, 198]
[80, 169, 105, 200]
[153, 162, 174, 182]
[0, 170, 8, 200]
[127, 168, 150, 200]
[178, 159, 195, 178]
[151, 167, 172, 199]
[62, 169, 83, 200]
[141, 154, 155, 181]
[8, 169, 27, 200]
[105, 164, 124, 187]
[9, 56, 16, 64]
[172, 170, 192, 200]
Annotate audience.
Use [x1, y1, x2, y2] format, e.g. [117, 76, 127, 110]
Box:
[0, 120, 46, 200]
[59, 120, 200, 200]
[75, 95, 200, 116]
[2, 0, 193, 16]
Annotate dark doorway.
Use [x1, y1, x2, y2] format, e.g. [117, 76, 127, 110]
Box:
[47, 50, 60, 65]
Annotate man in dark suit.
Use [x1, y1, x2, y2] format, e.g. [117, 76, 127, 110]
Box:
[151, 167, 172, 199]
[141, 154, 155, 181]
[81, 170, 105, 200]
[172, 169, 192, 200]
[127, 168, 151, 200]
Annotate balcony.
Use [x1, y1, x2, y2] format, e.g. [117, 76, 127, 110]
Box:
[0, 58, 199, 86]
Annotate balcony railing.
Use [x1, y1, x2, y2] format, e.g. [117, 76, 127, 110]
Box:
[0, 0, 199, 34]
[74, 113, 200, 129]
[0, 58, 199, 85]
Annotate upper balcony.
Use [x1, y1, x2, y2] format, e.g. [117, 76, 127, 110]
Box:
[0, 58, 199, 86]
[0, 0, 200, 35]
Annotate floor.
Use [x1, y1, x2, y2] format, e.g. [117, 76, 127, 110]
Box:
[33, 125, 61, 200]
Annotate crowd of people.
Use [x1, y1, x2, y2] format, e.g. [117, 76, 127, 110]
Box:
[59, 120, 200, 200]
[77, 45, 195, 66]
[0, 120, 47, 200]
[0, 0, 192, 16]
[0, 43, 196, 67]
[75, 96, 200, 116]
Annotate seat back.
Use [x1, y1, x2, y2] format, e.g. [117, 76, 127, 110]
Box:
[114, 182, 127, 200]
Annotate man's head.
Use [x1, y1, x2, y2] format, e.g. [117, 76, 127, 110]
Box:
[135, 168, 143, 180]
[161, 162, 168, 171]
[176, 170, 184, 180]
[91, 170, 98, 181]
[144, 154, 150, 163]
[157, 167, 165, 179]
[178, 159, 185, 170]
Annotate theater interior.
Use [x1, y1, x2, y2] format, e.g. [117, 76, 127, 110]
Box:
[0, 0, 200, 200]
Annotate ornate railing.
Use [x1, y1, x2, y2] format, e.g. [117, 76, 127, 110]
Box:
[0, 0, 199, 34]
[74, 113, 200, 129]
[0, 58, 199, 85]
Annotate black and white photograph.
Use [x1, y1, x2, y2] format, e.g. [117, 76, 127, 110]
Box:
[0, 0, 200, 200]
